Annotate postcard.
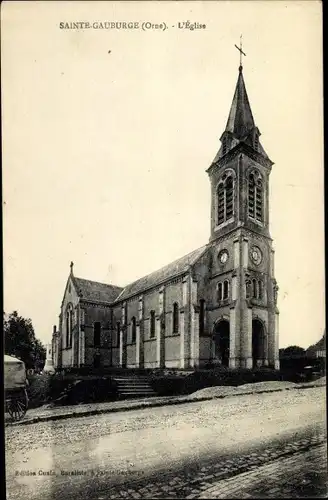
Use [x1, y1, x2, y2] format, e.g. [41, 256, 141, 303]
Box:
[2, 1, 325, 499]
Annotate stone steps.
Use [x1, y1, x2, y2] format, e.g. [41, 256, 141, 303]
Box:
[113, 377, 157, 398]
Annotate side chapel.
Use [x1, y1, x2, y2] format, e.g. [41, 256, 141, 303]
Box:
[52, 57, 280, 371]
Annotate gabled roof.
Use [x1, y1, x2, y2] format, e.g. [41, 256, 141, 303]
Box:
[306, 330, 326, 355]
[73, 277, 123, 303]
[115, 245, 208, 303]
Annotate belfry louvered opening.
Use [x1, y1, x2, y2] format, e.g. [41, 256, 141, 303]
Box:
[217, 173, 234, 225]
[248, 172, 263, 223]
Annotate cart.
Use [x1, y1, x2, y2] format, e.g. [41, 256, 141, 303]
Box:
[5, 354, 29, 421]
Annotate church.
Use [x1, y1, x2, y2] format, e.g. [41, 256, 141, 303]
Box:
[52, 57, 280, 372]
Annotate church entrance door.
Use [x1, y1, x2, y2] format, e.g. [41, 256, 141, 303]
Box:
[213, 320, 230, 367]
[252, 319, 265, 367]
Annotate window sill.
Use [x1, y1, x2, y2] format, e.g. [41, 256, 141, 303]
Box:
[217, 299, 230, 306]
[214, 218, 234, 231]
[248, 217, 264, 227]
[249, 298, 265, 304]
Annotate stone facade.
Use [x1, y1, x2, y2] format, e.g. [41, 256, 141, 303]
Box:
[53, 64, 279, 371]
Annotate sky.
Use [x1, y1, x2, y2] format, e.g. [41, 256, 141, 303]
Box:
[2, 1, 324, 349]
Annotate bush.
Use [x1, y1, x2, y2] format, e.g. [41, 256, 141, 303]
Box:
[182, 368, 282, 395]
[148, 368, 282, 396]
[53, 378, 118, 405]
[26, 373, 119, 407]
[149, 375, 187, 396]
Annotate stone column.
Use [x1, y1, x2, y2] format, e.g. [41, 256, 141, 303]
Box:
[71, 327, 75, 367]
[79, 307, 85, 367]
[191, 308, 200, 368]
[242, 238, 249, 269]
[190, 279, 199, 368]
[136, 324, 140, 368]
[231, 275, 237, 301]
[241, 238, 252, 368]
[233, 238, 240, 268]
[229, 308, 236, 368]
[274, 313, 280, 370]
[180, 311, 185, 368]
[120, 303, 126, 367]
[241, 308, 252, 368]
[158, 287, 165, 368]
[270, 249, 275, 278]
[138, 296, 143, 368]
[80, 331, 85, 366]
[77, 309, 81, 367]
[156, 317, 161, 368]
[268, 310, 276, 368]
[119, 331, 123, 367]
[263, 331, 269, 366]
[180, 276, 188, 369]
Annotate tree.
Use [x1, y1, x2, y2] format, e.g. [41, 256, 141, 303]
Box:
[282, 345, 306, 357]
[4, 311, 46, 370]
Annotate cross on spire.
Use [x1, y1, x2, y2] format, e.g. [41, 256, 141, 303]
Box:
[235, 35, 246, 69]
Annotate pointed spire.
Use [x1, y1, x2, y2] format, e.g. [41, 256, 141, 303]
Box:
[225, 67, 256, 139]
[70, 261, 74, 275]
[210, 45, 271, 167]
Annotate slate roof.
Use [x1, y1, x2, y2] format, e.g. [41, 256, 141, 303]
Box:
[225, 66, 255, 139]
[115, 245, 208, 303]
[212, 66, 269, 164]
[306, 331, 326, 356]
[73, 277, 123, 303]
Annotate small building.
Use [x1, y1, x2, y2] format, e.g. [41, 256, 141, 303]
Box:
[306, 331, 326, 360]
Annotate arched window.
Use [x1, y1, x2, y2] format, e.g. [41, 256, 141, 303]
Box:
[258, 280, 264, 300]
[248, 171, 263, 222]
[246, 280, 251, 299]
[256, 180, 263, 221]
[217, 183, 225, 225]
[248, 174, 255, 219]
[217, 173, 234, 225]
[199, 299, 205, 336]
[173, 302, 179, 334]
[150, 310, 156, 338]
[225, 178, 233, 220]
[252, 279, 257, 299]
[116, 322, 120, 348]
[217, 282, 223, 302]
[131, 317, 136, 344]
[94, 322, 101, 347]
[69, 310, 73, 340]
[66, 312, 69, 348]
[66, 304, 73, 348]
[223, 280, 229, 300]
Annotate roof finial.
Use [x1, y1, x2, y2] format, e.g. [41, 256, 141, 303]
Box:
[235, 34, 246, 71]
[70, 261, 74, 275]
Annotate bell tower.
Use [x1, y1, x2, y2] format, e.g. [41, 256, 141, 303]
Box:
[206, 46, 279, 370]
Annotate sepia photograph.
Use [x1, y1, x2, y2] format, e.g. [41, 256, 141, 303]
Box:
[2, 1, 326, 499]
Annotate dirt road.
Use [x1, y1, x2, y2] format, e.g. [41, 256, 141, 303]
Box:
[5, 386, 326, 499]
